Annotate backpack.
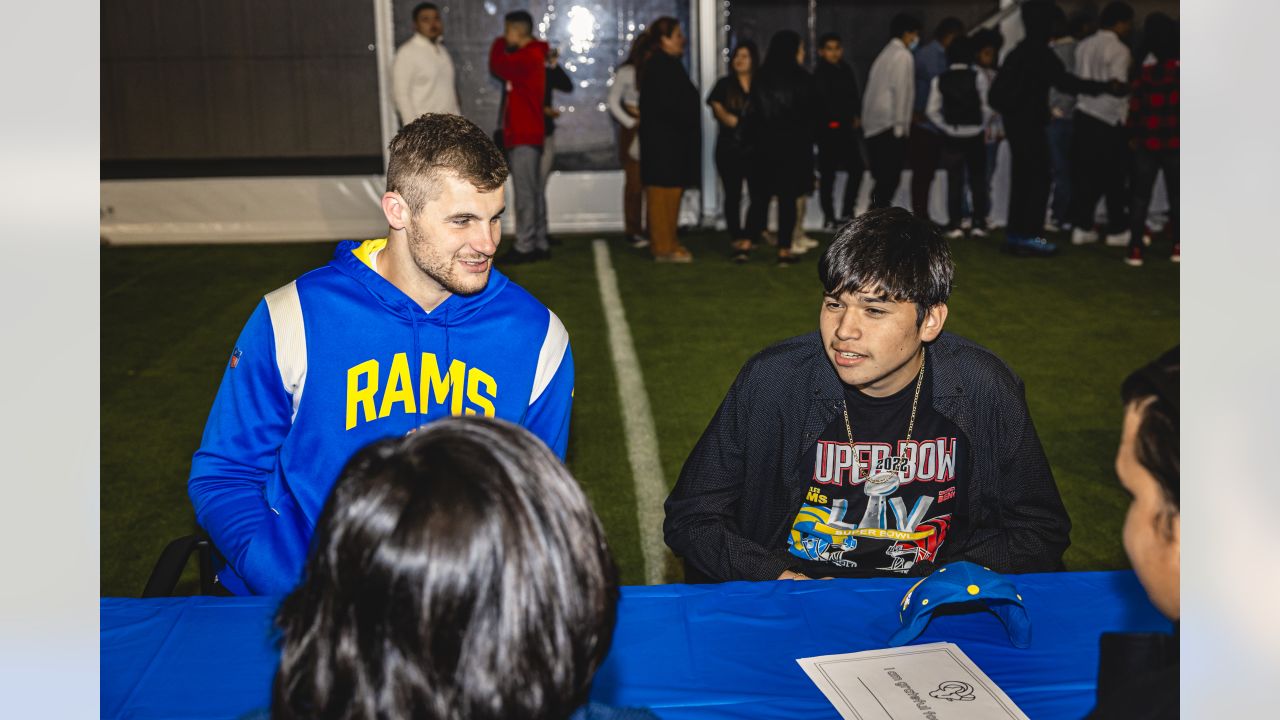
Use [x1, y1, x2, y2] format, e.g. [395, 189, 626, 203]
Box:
[938, 67, 982, 126]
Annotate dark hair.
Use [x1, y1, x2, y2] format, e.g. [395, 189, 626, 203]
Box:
[934, 17, 965, 42]
[649, 16, 680, 43]
[638, 17, 681, 85]
[818, 208, 954, 325]
[412, 2, 438, 22]
[1121, 347, 1179, 534]
[1020, 0, 1056, 43]
[945, 35, 972, 65]
[386, 113, 508, 213]
[622, 29, 655, 67]
[1141, 12, 1179, 61]
[1049, 4, 1070, 39]
[730, 39, 759, 69]
[1099, 1, 1135, 28]
[504, 9, 534, 35]
[890, 13, 922, 40]
[272, 417, 618, 720]
[971, 28, 1004, 56]
[818, 32, 842, 48]
[1068, 11, 1096, 39]
[762, 30, 802, 72]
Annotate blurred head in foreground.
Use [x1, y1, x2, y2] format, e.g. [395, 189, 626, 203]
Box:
[272, 417, 617, 720]
[1116, 347, 1179, 620]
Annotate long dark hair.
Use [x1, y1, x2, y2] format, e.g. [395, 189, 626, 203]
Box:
[637, 16, 680, 86]
[748, 30, 807, 123]
[272, 417, 618, 720]
[622, 28, 655, 68]
[723, 40, 759, 112]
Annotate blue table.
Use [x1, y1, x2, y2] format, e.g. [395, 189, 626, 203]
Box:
[102, 571, 1171, 719]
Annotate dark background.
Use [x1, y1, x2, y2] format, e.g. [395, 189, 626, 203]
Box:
[101, 1, 1178, 179]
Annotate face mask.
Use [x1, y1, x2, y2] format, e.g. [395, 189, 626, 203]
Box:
[908, 38, 920, 51]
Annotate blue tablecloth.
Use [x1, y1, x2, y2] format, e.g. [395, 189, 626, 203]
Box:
[102, 571, 1171, 719]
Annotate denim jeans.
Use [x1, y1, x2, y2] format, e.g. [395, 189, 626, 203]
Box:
[1047, 117, 1073, 225]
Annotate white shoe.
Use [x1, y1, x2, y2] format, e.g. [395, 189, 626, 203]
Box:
[1105, 230, 1131, 247]
[794, 235, 819, 251]
[1043, 219, 1061, 233]
[788, 242, 810, 255]
[1071, 228, 1099, 245]
[944, 227, 965, 239]
[970, 226, 989, 238]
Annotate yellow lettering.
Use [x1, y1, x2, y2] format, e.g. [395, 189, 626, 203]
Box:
[466, 368, 498, 417]
[377, 353, 417, 419]
[420, 352, 467, 415]
[345, 359, 379, 430]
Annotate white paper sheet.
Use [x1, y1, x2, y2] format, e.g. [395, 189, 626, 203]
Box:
[797, 642, 1029, 720]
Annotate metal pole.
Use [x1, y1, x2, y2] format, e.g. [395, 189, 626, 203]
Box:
[695, 0, 723, 226]
[372, 0, 397, 175]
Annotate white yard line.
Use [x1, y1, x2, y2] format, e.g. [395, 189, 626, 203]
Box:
[592, 239, 670, 585]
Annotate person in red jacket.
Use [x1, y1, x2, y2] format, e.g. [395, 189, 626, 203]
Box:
[489, 11, 549, 264]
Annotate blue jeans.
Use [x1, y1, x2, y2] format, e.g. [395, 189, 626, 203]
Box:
[1047, 117, 1073, 225]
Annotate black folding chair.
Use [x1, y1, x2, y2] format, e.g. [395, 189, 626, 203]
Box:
[141, 529, 225, 597]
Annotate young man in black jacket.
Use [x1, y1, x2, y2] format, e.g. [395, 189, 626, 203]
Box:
[664, 207, 1071, 582]
[813, 33, 864, 228]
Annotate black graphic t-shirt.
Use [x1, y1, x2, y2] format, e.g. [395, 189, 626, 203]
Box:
[788, 366, 968, 577]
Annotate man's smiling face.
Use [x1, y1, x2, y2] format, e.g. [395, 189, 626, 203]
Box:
[403, 171, 505, 298]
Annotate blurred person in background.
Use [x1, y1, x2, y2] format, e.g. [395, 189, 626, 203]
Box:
[1068, 2, 1136, 248]
[490, 11, 551, 265]
[639, 17, 701, 263]
[926, 35, 993, 239]
[608, 31, 654, 250]
[540, 47, 573, 247]
[971, 28, 1004, 230]
[740, 30, 817, 267]
[1123, 12, 1179, 267]
[1087, 347, 1178, 719]
[988, 0, 1125, 257]
[708, 41, 758, 260]
[272, 417, 657, 720]
[392, 3, 460, 124]
[814, 32, 865, 230]
[862, 13, 922, 210]
[1045, 11, 1093, 232]
[909, 17, 965, 223]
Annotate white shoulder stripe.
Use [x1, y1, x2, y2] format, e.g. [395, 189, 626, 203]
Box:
[264, 281, 308, 422]
[530, 308, 569, 405]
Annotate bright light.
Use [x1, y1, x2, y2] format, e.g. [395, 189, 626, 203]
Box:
[566, 6, 597, 55]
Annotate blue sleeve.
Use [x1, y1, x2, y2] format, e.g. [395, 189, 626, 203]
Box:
[523, 342, 574, 460]
[188, 300, 297, 594]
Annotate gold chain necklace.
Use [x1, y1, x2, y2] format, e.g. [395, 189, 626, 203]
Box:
[842, 349, 926, 457]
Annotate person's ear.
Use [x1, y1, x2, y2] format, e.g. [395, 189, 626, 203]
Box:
[382, 192, 410, 230]
[919, 303, 948, 342]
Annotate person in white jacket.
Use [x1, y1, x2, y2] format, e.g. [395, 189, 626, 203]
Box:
[926, 36, 994, 238]
[861, 13, 921, 210]
[391, 3, 460, 125]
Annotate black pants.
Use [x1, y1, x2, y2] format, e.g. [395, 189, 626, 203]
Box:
[817, 127, 864, 221]
[1069, 111, 1130, 233]
[941, 134, 989, 228]
[865, 131, 906, 210]
[1004, 123, 1052, 239]
[1130, 148, 1179, 250]
[909, 126, 944, 218]
[715, 145, 750, 239]
[744, 172, 797, 250]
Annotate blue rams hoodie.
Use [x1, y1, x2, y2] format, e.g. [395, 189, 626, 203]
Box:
[189, 239, 574, 595]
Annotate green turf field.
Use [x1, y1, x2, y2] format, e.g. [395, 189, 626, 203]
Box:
[101, 228, 1178, 596]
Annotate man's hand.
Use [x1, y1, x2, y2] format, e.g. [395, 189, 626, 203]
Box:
[779, 569, 811, 580]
